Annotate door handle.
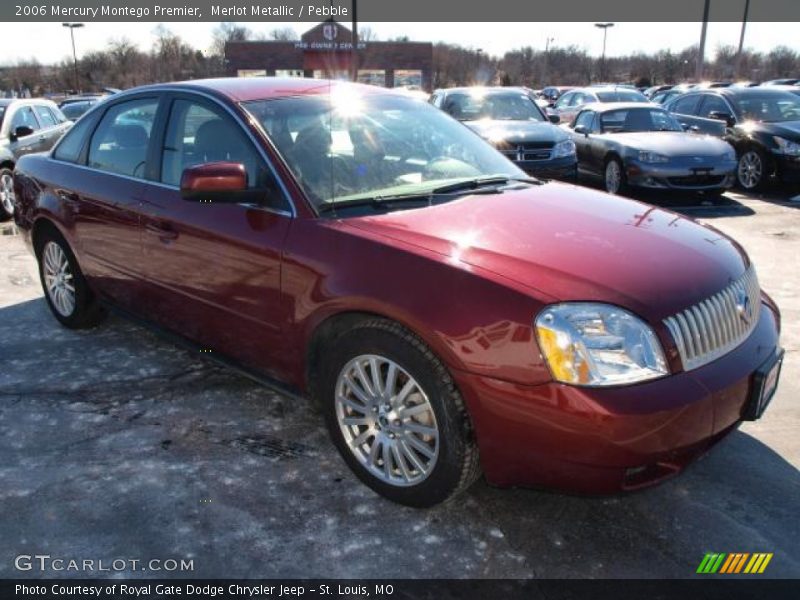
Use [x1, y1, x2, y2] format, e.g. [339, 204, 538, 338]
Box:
[145, 222, 179, 242]
[38, 134, 46, 141]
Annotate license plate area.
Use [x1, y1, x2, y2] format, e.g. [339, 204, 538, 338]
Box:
[743, 350, 784, 421]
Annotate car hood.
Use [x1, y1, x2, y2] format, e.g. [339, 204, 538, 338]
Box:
[742, 119, 800, 140]
[464, 120, 569, 144]
[344, 183, 749, 322]
[604, 131, 731, 156]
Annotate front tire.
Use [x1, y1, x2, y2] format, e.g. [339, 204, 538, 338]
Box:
[737, 148, 767, 191]
[0, 168, 15, 221]
[604, 157, 628, 195]
[317, 319, 480, 507]
[36, 227, 106, 329]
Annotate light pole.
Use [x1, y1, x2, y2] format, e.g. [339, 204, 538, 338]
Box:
[543, 37, 555, 85]
[696, 0, 710, 81]
[594, 23, 614, 82]
[62, 22, 84, 93]
[734, 0, 750, 78]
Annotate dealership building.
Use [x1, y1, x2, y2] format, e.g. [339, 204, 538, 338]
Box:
[225, 21, 433, 91]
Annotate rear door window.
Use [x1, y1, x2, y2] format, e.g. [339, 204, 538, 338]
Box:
[671, 94, 701, 116]
[34, 105, 57, 128]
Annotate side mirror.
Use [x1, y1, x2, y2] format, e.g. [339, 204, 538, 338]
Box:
[708, 111, 735, 127]
[11, 125, 34, 140]
[574, 125, 589, 136]
[180, 162, 247, 202]
[548, 114, 560, 124]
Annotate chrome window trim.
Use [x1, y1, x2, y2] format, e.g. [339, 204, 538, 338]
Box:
[48, 85, 297, 218]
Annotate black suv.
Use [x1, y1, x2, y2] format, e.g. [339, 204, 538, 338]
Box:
[665, 88, 800, 191]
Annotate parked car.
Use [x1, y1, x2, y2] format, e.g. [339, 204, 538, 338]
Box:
[644, 84, 673, 99]
[567, 103, 736, 195]
[59, 96, 105, 121]
[550, 86, 648, 125]
[762, 78, 800, 86]
[665, 87, 800, 190]
[0, 98, 71, 219]
[651, 89, 684, 105]
[13, 78, 783, 507]
[540, 86, 574, 105]
[431, 87, 577, 180]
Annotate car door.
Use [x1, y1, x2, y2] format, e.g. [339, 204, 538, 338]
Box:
[6, 104, 45, 159]
[668, 93, 713, 134]
[67, 95, 163, 308]
[137, 93, 293, 376]
[32, 104, 68, 152]
[571, 110, 596, 172]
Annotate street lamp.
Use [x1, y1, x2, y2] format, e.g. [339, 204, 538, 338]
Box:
[62, 22, 84, 93]
[594, 22, 614, 82]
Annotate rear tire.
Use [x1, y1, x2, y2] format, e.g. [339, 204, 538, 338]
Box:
[316, 319, 480, 507]
[36, 226, 106, 329]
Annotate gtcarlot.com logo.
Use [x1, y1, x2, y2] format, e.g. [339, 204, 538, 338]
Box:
[696, 552, 773, 574]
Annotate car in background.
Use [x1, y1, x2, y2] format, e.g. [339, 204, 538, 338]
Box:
[0, 98, 71, 219]
[566, 103, 736, 196]
[651, 89, 684, 105]
[762, 78, 800, 86]
[431, 87, 577, 180]
[59, 96, 105, 121]
[540, 86, 574, 106]
[644, 84, 673, 98]
[665, 87, 800, 190]
[550, 86, 649, 124]
[12, 77, 782, 507]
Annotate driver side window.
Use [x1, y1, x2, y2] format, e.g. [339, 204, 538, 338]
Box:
[10, 106, 40, 134]
[555, 92, 573, 109]
[574, 110, 595, 131]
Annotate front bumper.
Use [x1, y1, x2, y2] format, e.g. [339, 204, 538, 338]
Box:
[774, 153, 800, 184]
[516, 155, 578, 182]
[626, 158, 738, 191]
[453, 299, 781, 493]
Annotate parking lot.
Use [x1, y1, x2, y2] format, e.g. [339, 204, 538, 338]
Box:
[1, 187, 798, 579]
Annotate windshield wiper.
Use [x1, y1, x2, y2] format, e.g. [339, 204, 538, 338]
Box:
[316, 176, 541, 214]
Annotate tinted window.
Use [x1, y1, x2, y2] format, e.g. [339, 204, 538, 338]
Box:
[161, 98, 271, 191]
[61, 101, 94, 120]
[34, 105, 57, 128]
[88, 98, 157, 178]
[729, 92, 800, 123]
[10, 106, 40, 133]
[698, 95, 730, 118]
[53, 112, 99, 163]
[599, 108, 682, 132]
[671, 95, 701, 115]
[440, 91, 544, 121]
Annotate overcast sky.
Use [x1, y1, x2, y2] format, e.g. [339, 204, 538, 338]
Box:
[1, 21, 798, 64]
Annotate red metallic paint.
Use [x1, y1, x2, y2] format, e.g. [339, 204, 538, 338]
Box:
[11, 78, 782, 493]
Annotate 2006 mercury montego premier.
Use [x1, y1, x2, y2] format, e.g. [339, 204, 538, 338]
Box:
[12, 78, 783, 507]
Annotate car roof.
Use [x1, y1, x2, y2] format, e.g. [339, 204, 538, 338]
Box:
[120, 77, 401, 102]
[0, 99, 11, 107]
[581, 102, 661, 113]
[438, 87, 530, 95]
[692, 86, 796, 98]
[570, 86, 644, 94]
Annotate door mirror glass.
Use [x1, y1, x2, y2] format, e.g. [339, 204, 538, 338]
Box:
[180, 161, 248, 202]
[573, 125, 588, 135]
[548, 114, 560, 124]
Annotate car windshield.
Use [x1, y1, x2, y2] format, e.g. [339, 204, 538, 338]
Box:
[730, 92, 800, 123]
[242, 91, 526, 210]
[600, 107, 683, 133]
[596, 90, 648, 103]
[442, 91, 545, 122]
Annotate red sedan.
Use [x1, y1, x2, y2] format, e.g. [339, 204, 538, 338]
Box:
[12, 78, 783, 507]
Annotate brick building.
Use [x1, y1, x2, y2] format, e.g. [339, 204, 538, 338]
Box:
[225, 21, 433, 91]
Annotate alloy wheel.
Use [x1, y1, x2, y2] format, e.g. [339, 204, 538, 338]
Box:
[335, 354, 440, 487]
[0, 171, 14, 216]
[42, 241, 76, 317]
[737, 151, 763, 190]
[605, 160, 621, 194]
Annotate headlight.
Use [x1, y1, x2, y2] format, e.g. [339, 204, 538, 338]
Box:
[535, 303, 668, 386]
[638, 150, 670, 163]
[774, 136, 800, 156]
[552, 139, 576, 158]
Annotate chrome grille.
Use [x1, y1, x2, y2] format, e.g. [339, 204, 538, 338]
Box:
[664, 267, 760, 371]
